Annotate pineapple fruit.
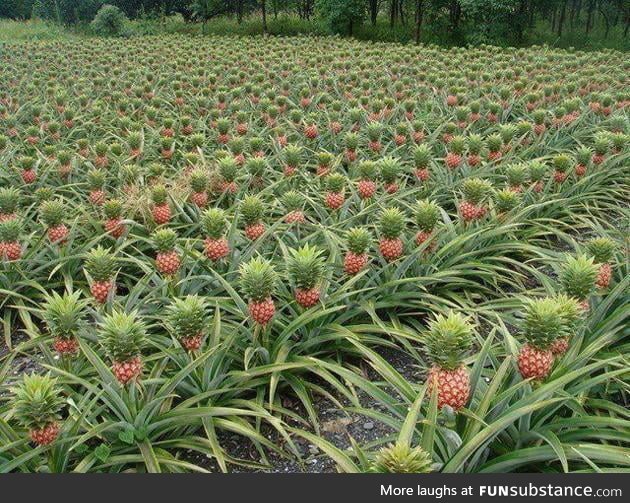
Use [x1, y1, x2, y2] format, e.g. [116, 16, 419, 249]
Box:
[459, 178, 491, 222]
[424, 311, 473, 410]
[202, 208, 230, 261]
[559, 254, 598, 312]
[241, 195, 265, 240]
[166, 295, 206, 351]
[344, 227, 371, 275]
[40, 199, 69, 244]
[240, 257, 277, 325]
[103, 199, 126, 238]
[0, 219, 22, 261]
[356, 161, 378, 200]
[151, 184, 172, 225]
[100, 310, 146, 385]
[153, 228, 181, 276]
[325, 173, 346, 210]
[85, 246, 117, 304]
[587, 238, 615, 289]
[287, 245, 326, 308]
[414, 199, 440, 251]
[43, 290, 86, 355]
[282, 191, 306, 224]
[379, 207, 405, 262]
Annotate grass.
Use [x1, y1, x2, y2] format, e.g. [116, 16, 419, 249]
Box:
[0, 19, 76, 42]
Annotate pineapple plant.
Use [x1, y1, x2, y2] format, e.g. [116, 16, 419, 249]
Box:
[18, 156, 37, 184]
[366, 122, 383, 152]
[370, 443, 432, 473]
[379, 207, 405, 262]
[486, 134, 503, 162]
[217, 157, 238, 194]
[85, 246, 117, 304]
[505, 164, 528, 192]
[283, 145, 302, 177]
[166, 296, 207, 351]
[216, 118, 230, 144]
[575, 146, 591, 177]
[240, 257, 277, 325]
[413, 144, 431, 181]
[87, 169, 106, 206]
[153, 228, 181, 276]
[241, 195, 265, 240]
[325, 173, 346, 210]
[94, 141, 109, 168]
[43, 291, 86, 355]
[559, 254, 598, 312]
[518, 298, 567, 380]
[316, 151, 334, 177]
[528, 160, 547, 192]
[587, 238, 615, 289]
[100, 310, 147, 385]
[356, 161, 378, 199]
[344, 227, 371, 275]
[103, 199, 126, 238]
[0, 219, 22, 261]
[151, 184, 172, 225]
[445, 135, 465, 169]
[466, 134, 483, 167]
[40, 199, 69, 244]
[552, 153, 571, 183]
[282, 191, 306, 224]
[344, 132, 359, 162]
[414, 199, 440, 251]
[202, 208, 230, 261]
[380, 157, 401, 194]
[592, 134, 609, 165]
[550, 293, 582, 355]
[493, 188, 521, 217]
[12, 374, 65, 446]
[287, 245, 326, 308]
[189, 169, 209, 208]
[532, 109, 547, 135]
[0, 187, 20, 222]
[459, 178, 491, 222]
[424, 311, 474, 410]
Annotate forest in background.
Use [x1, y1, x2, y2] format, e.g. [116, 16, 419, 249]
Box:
[0, 1, 628, 48]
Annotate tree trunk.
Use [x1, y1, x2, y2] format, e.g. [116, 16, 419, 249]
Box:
[551, 7, 557, 32]
[585, 0, 595, 33]
[272, 0, 278, 19]
[370, 0, 378, 25]
[400, 0, 406, 26]
[557, 0, 567, 36]
[575, 0, 582, 25]
[415, 0, 424, 44]
[599, 4, 611, 38]
[236, 0, 243, 24]
[261, 0, 268, 33]
[449, 0, 461, 33]
[391, 0, 398, 28]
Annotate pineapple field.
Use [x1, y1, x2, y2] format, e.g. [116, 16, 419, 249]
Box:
[0, 35, 628, 474]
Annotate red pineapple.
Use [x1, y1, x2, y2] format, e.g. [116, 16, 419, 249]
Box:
[240, 258, 277, 325]
[151, 185, 171, 225]
[153, 229, 181, 276]
[378, 208, 405, 262]
[103, 199, 126, 239]
[85, 246, 117, 304]
[202, 208, 230, 261]
[40, 200, 68, 244]
[287, 245, 325, 308]
[101, 310, 146, 385]
[325, 174, 346, 210]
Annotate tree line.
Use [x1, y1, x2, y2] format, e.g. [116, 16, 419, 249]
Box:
[1, 1, 628, 45]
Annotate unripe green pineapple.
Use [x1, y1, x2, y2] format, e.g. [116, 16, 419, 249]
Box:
[559, 254, 598, 301]
[240, 195, 264, 226]
[100, 310, 147, 363]
[85, 246, 118, 283]
[586, 237, 615, 264]
[379, 207, 405, 239]
[42, 290, 86, 341]
[370, 443, 433, 473]
[239, 257, 277, 302]
[202, 208, 228, 238]
[12, 373, 65, 436]
[166, 295, 206, 350]
[415, 199, 440, 233]
[287, 244, 325, 291]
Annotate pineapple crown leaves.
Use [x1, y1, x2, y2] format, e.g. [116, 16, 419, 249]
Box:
[357, 160, 378, 180]
[85, 246, 118, 282]
[532, 109, 547, 124]
[245, 157, 267, 177]
[87, 169, 106, 190]
[218, 157, 238, 181]
[100, 310, 147, 362]
[344, 132, 360, 149]
[151, 185, 169, 205]
[461, 178, 492, 204]
[216, 118, 230, 134]
[370, 443, 433, 474]
[201, 208, 227, 238]
[240, 195, 264, 225]
[317, 151, 334, 166]
[346, 226, 371, 254]
[286, 244, 326, 290]
[366, 122, 383, 140]
[423, 311, 474, 370]
[284, 145, 302, 166]
[486, 133, 503, 152]
[103, 199, 123, 219]
[505, 164, 528, 186]
[166, 295, 207, 340]
[0, 219, 21, 241]
[413, 144, 432, 168]
[239, 256, 277, 302]
[575, 146, 592, 165]
[448, 135, 466, 154]
[415, 199, 441, 232]
[493, 188, 521, 213]
[551, 293, 584, 332]
[282, 191, 304, 211]
[153, 228, 177, 252]
[42, 290, 87, 340]
[466, 134, 483, 154]
[0, 187, 21, 213]
[552, 153, 572, 173]
[521, 297, 569, 350]
[326, 173, 346, 192]
[18, 156, 36, 170]
[586, 237, 615, 264]
[11, 373, 65, 429]
[528, 160, 547, 182]
[189, 169, 209, 192]
[593, 134, 609, 155]
[379, 157, 401, 183]
[40, 199, 65, 227]
[559, 254, 598, 300]
[379, 207, 406, 239]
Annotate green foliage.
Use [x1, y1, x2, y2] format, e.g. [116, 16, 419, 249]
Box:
[316, 0, 365, 35]
[90, 4, 128, 37]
